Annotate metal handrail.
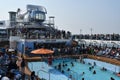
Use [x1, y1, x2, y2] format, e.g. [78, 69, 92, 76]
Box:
[29, 62, 33, 71]
[69, 70, 79, 80]
[37, 69, 50, 80]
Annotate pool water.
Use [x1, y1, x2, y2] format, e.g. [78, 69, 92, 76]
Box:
[28, 58, 120, 80]
[52, 58, 120, 80]
[28, 62, 70, 80]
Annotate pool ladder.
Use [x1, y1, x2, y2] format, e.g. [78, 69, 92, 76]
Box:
[37, 69, 71, 80]
[37, 69, 50, 80]
[68, 70, 79, 80]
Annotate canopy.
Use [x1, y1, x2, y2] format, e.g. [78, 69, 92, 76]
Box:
[31, 48, 54, 54]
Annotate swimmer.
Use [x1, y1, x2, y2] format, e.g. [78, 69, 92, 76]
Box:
[79, 72, 85, 76]
[93, 70, 96, 74]
[65, 63, 67, 66]
[91, 66, 94, 69]
[110, 77, 115, 80]
[101, 67, 107, 71]
[93, 62, 96, 66]
[62, 64, 65, 67]
[54, 66, 57, 69]
[82, 61, 85, 64]
[82, 78, 84, 80]
[88, 62, 91, 65]
[62, 70, 64, 73]
[67, 68, 70, 71]
[82, 72, 85, 75]
[89, 67, 92, 71]
[71, 62, 74, 66]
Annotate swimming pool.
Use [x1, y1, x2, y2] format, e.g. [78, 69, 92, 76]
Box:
[52, 58, 120, 80]
[28, 58, 120, 80]
[28, 62, 70, 80]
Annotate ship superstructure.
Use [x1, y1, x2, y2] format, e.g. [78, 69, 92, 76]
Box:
[0, 4, 73, 53]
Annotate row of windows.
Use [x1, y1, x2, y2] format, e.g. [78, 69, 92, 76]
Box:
[35, 13, 45, 20]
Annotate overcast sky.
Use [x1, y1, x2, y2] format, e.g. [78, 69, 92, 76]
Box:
[0, 0, 120, 34]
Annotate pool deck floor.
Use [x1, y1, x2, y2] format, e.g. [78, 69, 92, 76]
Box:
[85, 54, 120, 66]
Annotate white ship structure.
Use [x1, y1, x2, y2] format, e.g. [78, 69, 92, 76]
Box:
[0, 4, 72, 54]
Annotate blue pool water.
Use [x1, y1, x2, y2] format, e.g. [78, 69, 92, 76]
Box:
[52, 58, 120, 80]
[28, 58, 120, 80]
[28, 62, 70, 80]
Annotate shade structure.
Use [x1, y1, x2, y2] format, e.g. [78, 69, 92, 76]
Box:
[31, 48, 54, 55]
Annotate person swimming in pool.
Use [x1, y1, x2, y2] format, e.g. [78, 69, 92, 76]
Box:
[110, 77, 115, 80]
[101, 67, 107, 71]
[62, 70, 64, 73]
[79, 72, 85, 76]
[67, 68, 70, 71]
[93, 70, 96, 74]
[71, 62, 74, 66]
[89, 67, 92, 71]
[82, 78, 84, 80]
[93, 62, 96, 66]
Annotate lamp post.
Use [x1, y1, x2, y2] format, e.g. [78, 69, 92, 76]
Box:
[80, 29, 82, 39]
[90, 28, 93, 46]
[90, 28, 93, 55]
[90, 28, 93, 40]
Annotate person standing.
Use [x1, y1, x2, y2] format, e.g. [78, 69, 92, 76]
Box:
[21, 57, 26, 79]
[30, 71, 36, 80]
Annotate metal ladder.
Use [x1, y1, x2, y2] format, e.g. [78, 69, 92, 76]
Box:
[37, 69, 50, 80]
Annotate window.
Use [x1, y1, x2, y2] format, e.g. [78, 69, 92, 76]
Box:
[0, 29, 7, 38]
[35, 13, 45, 20]
[0, 22, 3, 25]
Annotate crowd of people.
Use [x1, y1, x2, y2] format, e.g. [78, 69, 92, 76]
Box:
[74, 33, 120, 41]
[0, 48, 40, 80]
[84, 45, 120, 59]
[0, 49, 22, 80]
[11, 27, 72, 39]
[30, 40, 120, 61]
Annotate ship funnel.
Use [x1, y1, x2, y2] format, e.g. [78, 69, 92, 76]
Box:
[8, 11, 16, 27]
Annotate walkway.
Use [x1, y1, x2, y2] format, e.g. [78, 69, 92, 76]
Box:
[23, 54, 120, 66]
[84, 54, 120, 66]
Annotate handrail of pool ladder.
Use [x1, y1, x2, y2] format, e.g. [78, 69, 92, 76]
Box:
[37, 69, 50, 80]
[29, 62, 33, 71]
[69, 70, 79, 80]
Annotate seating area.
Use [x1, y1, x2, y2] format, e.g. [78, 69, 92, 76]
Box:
[73, 33, 120, 41]
[0, 49, 23, 80]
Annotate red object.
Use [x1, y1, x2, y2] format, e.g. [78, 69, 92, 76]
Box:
[117, 73, 120, 77]
[48, 57, 52, 65]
